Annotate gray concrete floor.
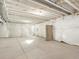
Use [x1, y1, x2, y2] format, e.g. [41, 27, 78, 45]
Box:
[0, 37, 79, 59]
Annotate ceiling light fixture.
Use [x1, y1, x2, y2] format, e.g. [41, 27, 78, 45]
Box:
[28, 9, 47, 16]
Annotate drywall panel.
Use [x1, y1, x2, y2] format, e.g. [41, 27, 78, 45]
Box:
[34, 15, 79, 46]
[21, 24, 32, 37]
[0, 23, 9, 37]
[7, 23, 32, 37]
[54, 15, 79, 46]
[34, 20, 54, 38]
[7, 23, 21, 37]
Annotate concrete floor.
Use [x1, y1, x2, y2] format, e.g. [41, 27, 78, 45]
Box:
[0, 37, 79, 59]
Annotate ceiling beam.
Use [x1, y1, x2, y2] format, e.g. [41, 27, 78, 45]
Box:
[8, 11, 52, 20]
[35, 15, 61, 24]
[64, 0, 79, 12]
[7, 7, 59, 17]
[33, 0, 71, 15]
[8, 14, 48, 21]
[8, 13, 52, 23]
[7, 20, 32, 24]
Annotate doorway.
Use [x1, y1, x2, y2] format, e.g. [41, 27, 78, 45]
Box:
[46, 25, 53, 41]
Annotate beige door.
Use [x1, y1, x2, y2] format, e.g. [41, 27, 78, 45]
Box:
[46, 25, 53, 41]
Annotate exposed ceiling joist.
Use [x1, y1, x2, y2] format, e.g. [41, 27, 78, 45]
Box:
[64, 0, 79, 12]
[6, 6, 59, 17]
[7, 20, 33, 24]
[7, 9, 58, 20]
[33, 0, 71, 15]
[6, 1, 62, 16]
[5, 0, 75, 24]
[36, 15, 61, 24]
[6, 0, 65, 16]
[8, 13, 49, 21]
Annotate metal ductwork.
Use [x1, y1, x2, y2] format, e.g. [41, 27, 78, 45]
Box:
[33, 0, 71, 15]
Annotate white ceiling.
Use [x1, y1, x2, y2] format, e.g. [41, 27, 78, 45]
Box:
[3, 0, 79, 24]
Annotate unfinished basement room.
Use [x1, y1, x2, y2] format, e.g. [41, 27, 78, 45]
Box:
[0, 0, 79, 59]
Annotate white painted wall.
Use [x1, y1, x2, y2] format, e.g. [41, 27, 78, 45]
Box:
[7, 23, 21, 37]
[21, 24, 32, 37]
[0, 0, 9, 37]
[54, 15, 79, 45]
[0, 21, 32, 37]
[0, 23, 9, 37]
[0, 18, 9, 37]
[7, 23, 32, 37]
[33, 20, 54, 38]
[34, 15, 79, 46]
[1, 14, 79, 46]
